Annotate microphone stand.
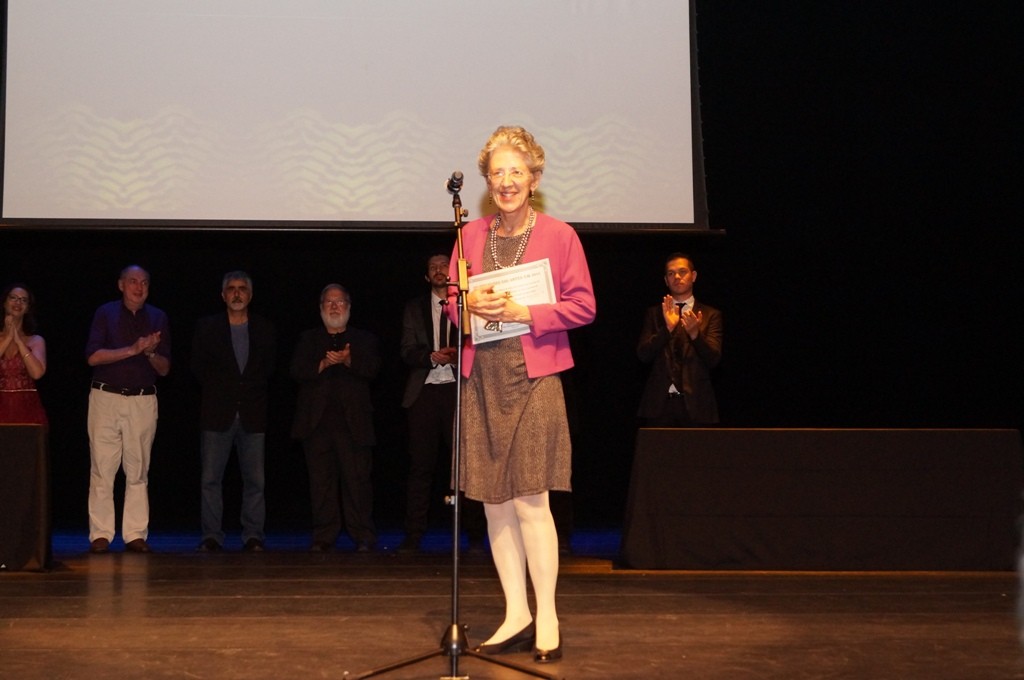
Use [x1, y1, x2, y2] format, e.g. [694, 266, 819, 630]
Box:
[351, 180, 560, 680]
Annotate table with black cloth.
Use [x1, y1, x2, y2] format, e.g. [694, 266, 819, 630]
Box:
[620, 428, 1024, 571]
[0, 424, 52, 571]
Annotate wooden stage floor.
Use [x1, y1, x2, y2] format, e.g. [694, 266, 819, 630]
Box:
[2, 532, 1022, 679]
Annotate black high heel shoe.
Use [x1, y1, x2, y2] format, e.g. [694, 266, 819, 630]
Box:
[474, 621, 536, 655]
[533, 634, 562, 663]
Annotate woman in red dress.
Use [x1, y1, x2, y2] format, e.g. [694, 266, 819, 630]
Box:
[0, 283, 47, 424]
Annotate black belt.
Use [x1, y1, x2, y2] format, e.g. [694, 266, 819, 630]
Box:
[91, 381, 156, 396]
[667, 391, 684, 399]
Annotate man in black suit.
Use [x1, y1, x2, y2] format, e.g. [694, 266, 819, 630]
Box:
[397, 253, 485, 553]
[637, 253, 723, 426]
[191, 271, 276, 552]
[290, 284, 380, 552]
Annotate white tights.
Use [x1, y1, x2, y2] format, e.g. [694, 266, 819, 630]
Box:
[482, 491, 560, 650]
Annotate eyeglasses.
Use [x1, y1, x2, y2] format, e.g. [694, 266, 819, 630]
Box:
[665, 269, 692, 278]
[7, 295, 29, 304]
[487, 168, 530, 182]
[323, 299, 350, 308]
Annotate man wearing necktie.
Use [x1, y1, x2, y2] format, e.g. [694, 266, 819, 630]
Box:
[398, 253, 485, 553]
[636, 252, 723, 426]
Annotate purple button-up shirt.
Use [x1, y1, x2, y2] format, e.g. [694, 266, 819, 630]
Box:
[86, 301, 171, 388]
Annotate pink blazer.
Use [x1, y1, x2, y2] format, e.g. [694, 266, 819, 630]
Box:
[448, 213, 596, 379]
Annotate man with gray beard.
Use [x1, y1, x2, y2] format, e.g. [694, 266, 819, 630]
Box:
[289, 284, 380, 552]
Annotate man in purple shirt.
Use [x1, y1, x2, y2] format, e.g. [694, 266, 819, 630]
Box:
[85, 265, 171, 554]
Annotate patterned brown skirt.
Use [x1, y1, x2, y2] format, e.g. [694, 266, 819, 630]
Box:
[456, 337, 571, 504]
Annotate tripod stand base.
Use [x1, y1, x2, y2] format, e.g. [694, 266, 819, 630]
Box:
[350, 624, 563, 680]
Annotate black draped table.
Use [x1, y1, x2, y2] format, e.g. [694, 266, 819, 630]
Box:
[0, 424, 52, 571]
[620, 428, 1023, 570]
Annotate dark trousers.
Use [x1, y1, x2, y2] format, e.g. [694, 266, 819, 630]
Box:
[304, 422, 375, 546]
[405, 382, 484, 541]
[200, 418, 266, 545]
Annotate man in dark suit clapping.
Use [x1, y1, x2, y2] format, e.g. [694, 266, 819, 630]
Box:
[290, 284, 380, 553]
[397, 253, 485, 553]
[637, 253, 723, 427]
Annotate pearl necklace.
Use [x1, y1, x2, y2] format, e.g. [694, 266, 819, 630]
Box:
[489, 208, 536, 269]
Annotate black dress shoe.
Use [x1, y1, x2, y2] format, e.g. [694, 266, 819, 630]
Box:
[309, 541, 333, 553]
[89, 538, 110, 554]
[533, 634, 562, 663]
[465, 538, 488, 556]
[355, 541, 376, 553]
[396, 535, 422, 554]
[475, 622, 536, 655]
[196, 538, 223, 552]
[125, 539, 152, 553]
[242, 538, 265, 552]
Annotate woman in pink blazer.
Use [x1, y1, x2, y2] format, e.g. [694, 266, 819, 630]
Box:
[447, 126, 596, 663]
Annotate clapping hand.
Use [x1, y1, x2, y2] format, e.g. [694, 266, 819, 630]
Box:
[324, 344, 352, 368]
[661, 295, 702, 338]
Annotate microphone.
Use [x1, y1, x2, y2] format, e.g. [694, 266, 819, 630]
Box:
[446, 170, 464, 194]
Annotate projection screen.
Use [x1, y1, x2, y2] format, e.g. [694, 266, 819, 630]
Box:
[1, 0, 708, 231]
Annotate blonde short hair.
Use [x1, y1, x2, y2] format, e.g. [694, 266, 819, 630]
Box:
[477, 125, 546, 177]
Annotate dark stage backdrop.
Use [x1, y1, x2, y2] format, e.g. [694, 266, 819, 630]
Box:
[0, 227, 1019, 535]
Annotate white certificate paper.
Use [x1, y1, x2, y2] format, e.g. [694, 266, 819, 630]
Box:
[468, 259, 556, 345]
